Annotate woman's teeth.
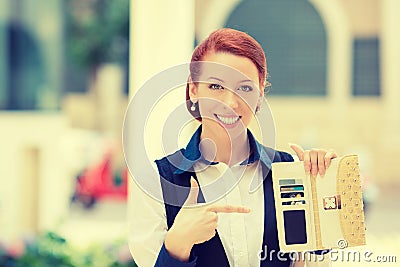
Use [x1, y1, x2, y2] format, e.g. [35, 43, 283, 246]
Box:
[216, 114, 240, 125]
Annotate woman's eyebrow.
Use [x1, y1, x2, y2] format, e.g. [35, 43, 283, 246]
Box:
[239, 79, 253, 83]
[207, 77, 225, 83]
[207, 77, 254, 84]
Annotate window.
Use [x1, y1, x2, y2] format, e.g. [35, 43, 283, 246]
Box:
[352, 38, 380, 96]
[1, 21, 46, 110]
[225, 0, 327, 96]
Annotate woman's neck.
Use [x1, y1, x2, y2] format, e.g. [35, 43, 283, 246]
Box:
[199, 128, 250, 166]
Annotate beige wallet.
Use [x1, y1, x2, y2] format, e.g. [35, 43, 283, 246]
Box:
[272, 155, 366, 252]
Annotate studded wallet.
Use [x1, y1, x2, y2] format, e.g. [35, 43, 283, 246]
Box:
[271, 155, 366, 252]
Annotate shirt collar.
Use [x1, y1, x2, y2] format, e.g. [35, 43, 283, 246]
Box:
[174, 125, 273, 174]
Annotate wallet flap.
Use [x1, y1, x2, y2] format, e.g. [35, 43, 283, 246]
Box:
[336, 155, 366, 247]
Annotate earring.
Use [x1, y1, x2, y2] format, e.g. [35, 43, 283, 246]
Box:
[190, 102, 196, 111]
[255, 106, 260, 113]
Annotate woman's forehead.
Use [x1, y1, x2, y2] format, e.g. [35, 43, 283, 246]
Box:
[193, 53, 259, 85]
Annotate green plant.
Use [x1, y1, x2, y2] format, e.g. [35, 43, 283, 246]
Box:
[65, 0, 129, 69]
[1, 232, 137, 267]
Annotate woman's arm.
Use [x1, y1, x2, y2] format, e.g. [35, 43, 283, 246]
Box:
[163, 178, 251, 262]
[128, 178, 168, 266]
[129, 176, 249, 266]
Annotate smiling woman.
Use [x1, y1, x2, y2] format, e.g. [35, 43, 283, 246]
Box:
[128, 28, 337, 267]
[188, 52, 262, 165]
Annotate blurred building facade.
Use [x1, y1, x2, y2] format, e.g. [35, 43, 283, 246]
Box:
[0, 0, 68, 244]
[0, 0, 129, 244]
[0, 0, 399, 248]
[192, 0, 400, 185]
[132, 0, 400, 184]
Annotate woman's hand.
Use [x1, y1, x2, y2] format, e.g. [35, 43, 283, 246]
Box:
[164, 177, 250, 262]
[290, 143, 338, 178]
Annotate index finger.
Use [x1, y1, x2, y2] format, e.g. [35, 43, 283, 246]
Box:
[207, 205, 251, 214]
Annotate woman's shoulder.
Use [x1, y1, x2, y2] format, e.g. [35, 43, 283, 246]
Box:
[155, 148, 185, 166]
[154, 148, 191, 177]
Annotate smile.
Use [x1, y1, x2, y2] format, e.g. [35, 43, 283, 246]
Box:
[215, 114, 241, 125]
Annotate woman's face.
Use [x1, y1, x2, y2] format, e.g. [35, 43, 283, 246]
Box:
[189, 52, 263, 139]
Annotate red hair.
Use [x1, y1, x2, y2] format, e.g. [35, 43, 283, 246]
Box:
[186, 28, 268, 120]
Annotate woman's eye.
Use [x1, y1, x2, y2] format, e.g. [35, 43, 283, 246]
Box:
[238, 85, 253, 92]
[209, 83, 224, 90]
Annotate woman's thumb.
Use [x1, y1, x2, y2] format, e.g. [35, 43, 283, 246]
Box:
[184, 177, 199, 205]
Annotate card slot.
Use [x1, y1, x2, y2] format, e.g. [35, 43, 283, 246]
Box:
[279, 179, 304, 186]
[282, 200, 306, 206]
[281, 192, 304, 198]
[280, 185, 304, 192]
[280, 190, 305, 194]
[279, 179, 296, 185]
[279, 196, 307, 201]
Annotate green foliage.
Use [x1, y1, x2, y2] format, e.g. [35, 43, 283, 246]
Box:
[1, 232, 137, 267]
[65, 0, 129, 69]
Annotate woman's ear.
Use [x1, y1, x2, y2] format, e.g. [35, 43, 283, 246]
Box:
[188, 76, 198, 103]
[256, 87, 264, 112]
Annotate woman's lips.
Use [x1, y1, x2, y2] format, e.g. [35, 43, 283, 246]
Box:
[215, 114, 241, 128]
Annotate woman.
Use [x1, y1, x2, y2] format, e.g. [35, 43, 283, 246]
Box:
[129, 28, 336, 267]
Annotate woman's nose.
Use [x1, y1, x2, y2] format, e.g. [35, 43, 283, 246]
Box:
[222, 90, 239, 109]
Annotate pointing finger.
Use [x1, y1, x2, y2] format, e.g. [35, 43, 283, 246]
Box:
[207, 205, 251, 214]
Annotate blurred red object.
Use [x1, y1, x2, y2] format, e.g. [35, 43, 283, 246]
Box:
[72, 151, 128, 208]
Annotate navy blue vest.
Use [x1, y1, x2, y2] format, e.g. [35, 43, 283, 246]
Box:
[155, 147, 294, 267]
